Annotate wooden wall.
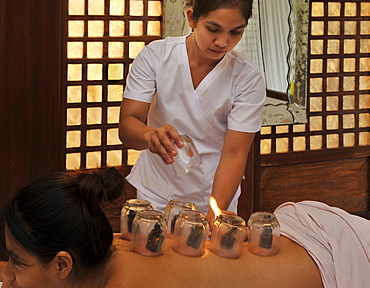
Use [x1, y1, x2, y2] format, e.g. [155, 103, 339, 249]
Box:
[236, 138, 370, 224]
[0, 0, 65, 199]
[259, 158, 368, 212]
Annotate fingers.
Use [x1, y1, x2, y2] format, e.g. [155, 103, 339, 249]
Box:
[207, 216, 215, 239]
[184, 143, 194, 157]
[207, 209, 216, 231]
[166, 128, 184, 149]
[145, 125, 182, 164]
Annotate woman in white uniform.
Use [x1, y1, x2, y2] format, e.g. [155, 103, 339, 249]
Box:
[119, 0, 266, 223]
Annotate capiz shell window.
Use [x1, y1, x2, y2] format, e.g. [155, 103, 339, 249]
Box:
[65, 0, 162, 170]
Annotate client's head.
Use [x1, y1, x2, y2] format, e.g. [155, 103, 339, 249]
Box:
[0, 167, 124, 288]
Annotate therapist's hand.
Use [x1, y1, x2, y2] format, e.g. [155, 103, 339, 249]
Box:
[144, 124, 184, 164]
[207, 209, 216, 231]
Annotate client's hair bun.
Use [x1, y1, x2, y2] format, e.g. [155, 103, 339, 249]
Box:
[77, 167, 124, 205]
[100, 167, 125, 201]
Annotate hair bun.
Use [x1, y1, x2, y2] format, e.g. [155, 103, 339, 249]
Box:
[77, 167, 124, 206]
[100, 167, 125, 201]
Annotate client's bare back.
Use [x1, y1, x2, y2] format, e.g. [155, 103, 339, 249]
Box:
[105, 236, 324, 288]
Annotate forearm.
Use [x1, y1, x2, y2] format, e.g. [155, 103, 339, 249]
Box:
[210, 130, 255, 212]
[119, 115, 155, 150]
[119, 98, 183, 164]
[119, 98, 154, 150]
[211, 153, 247, 210]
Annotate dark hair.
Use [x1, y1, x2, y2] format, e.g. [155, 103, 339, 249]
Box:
[0, 167, 124, 280]
[191, 0, 253, 23]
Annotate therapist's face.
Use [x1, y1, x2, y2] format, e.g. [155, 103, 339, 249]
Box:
[187, 7, 246, 61]
[2, 226, 57, 288]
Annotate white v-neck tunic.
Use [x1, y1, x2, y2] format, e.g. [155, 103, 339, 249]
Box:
[124, 35, 266, 213]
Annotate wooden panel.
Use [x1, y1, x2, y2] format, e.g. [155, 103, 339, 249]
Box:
[0, 0, 64, 197]
[0, 0, 10, 204]
[261, 146, 370, 167]
[259, 158, 369, 213]
[238, 138, 261, 222]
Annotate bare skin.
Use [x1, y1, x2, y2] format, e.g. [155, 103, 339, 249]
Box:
[105, 235, 324, 288]
[0, 234, 324, 288]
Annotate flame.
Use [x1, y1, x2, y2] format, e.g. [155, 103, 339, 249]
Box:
[210, 196, 222, 217]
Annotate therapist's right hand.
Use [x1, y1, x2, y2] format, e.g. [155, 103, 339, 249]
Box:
[144, 124, 184, 165]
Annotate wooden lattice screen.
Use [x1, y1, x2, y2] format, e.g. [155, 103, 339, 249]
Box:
[63, 0, 369, 170]
[64, 0, 162, 170]
[260, 0, 370, 159]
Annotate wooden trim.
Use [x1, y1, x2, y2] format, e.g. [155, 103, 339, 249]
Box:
[261, 146, 370, 167]
[266, 89, 289, 101]
[239, 133, 262, 218]
[0, 0, 10, 203]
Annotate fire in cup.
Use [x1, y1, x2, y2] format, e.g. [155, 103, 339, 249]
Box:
[209, 197, 247, 259]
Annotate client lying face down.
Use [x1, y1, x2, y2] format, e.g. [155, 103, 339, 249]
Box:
[0, 168, 124, 288]
[1, 168, 369, 287]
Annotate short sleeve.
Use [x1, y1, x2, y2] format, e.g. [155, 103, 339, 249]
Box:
[123, 45, 158, 103]
[227, 67, 266, 133]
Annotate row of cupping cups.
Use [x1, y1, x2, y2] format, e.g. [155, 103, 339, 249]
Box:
[120, 199, 280, 259]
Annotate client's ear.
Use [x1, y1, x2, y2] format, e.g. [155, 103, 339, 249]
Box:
[53, 251, 73, 280]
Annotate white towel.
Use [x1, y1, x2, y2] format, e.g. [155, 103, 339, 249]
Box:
[274, 201, 370, 288]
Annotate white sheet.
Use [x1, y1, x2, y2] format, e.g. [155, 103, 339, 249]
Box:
[274, 201, 370, 288]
